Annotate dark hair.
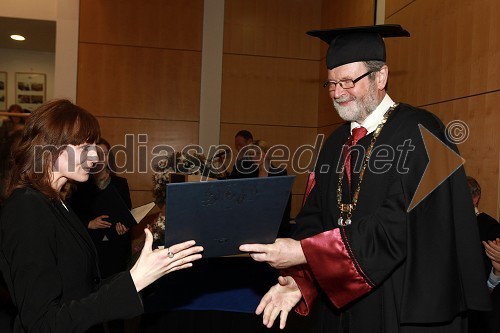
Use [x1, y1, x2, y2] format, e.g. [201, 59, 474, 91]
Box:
[7, 104, 25, 123]
[7, 104, 23, 113]
[466, 176, 481, 205]
[6, 99, 100, 200]
[235, 130, 253, 141]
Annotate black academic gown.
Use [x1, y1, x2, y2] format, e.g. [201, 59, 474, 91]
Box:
[0, 187, 143, 333]
[286, 103, 491, 333]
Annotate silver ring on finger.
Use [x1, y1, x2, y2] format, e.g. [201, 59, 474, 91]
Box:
[167, 248, 174, 258]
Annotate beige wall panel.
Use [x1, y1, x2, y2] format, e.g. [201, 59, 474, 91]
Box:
[96, 117, 199, 192]
[386, 0, 500, 106]
[79, 0, 203, 51]
[425, 92, 499, 219]
[77, 44, 201, 121]
[221, 55, 319, 127]
[385, 0, 415, 18]
[223, 0, 322, 59]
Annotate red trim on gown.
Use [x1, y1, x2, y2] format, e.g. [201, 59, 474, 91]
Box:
[288, 228, 373, 310]
[302, 172, 316, 206]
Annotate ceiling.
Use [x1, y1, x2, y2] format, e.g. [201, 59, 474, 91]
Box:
[0, 16, 56, 52]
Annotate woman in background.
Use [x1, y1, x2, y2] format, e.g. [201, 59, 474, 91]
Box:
[0, 99, 203, 333]
[68, 138, 132, 280]
[67, 138, 133, 333]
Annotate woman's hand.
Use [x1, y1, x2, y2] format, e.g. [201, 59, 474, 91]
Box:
[88, 215, 112, 229]
[130, 228, 203, 292]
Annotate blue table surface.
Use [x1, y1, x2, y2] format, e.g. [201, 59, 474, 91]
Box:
[143, 257, 279, 314]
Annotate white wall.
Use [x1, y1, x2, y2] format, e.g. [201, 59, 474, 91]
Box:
[1, 48, 55, 110]
[1, 0, 79, 103]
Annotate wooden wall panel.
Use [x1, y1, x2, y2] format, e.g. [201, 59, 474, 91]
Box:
[322, 0, 375, 28]
[223, 0, 322, 59]
[385, 0, 415, 18]
[78, 1, 204, 211]
[130, 190, 158, 209]
[220, 55, 319, 127]
[79, 0, 203, 51]
[386, 0, 500, 106]
[77, 44, 201, 121]
[96, 117, 199, 192]
[425, 92, 500, 219]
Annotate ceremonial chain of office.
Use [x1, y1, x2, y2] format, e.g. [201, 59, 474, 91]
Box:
[337, 103, 399, 226]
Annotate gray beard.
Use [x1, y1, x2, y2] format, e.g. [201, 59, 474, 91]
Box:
[333, 83, 379, 123]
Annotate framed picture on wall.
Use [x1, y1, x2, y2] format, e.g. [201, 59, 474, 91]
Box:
[0, 71, 6, 111]
[15, 72, 46, 112]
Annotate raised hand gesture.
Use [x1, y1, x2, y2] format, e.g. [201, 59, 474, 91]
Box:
[256, 275, 302, 329]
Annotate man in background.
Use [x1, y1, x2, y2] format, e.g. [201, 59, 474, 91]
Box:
[467, 176, 500, 333]
[229, 130, 254, 178]
[234, 130, 254, 154]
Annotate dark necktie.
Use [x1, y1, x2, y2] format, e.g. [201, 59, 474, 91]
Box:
[344, 126, 367, 186]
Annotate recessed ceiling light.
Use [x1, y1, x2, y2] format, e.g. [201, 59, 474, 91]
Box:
[10, 34, 26, 41]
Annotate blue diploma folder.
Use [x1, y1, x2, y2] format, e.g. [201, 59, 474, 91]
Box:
[164, 175, 295, 257]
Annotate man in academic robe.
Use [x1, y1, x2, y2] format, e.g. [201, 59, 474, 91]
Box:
[239, 24, 491, 332]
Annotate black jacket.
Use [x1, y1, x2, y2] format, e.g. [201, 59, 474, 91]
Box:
[0, 187, 143, 332]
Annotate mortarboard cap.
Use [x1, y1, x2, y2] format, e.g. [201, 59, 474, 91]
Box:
[307, 24, 410, 70]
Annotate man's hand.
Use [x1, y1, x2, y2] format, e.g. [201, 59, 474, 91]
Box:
[239, 238, 306, 269]
[256, 276, 302, 329]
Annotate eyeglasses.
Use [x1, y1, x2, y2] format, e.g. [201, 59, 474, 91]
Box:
[322, 71, 373, 91]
